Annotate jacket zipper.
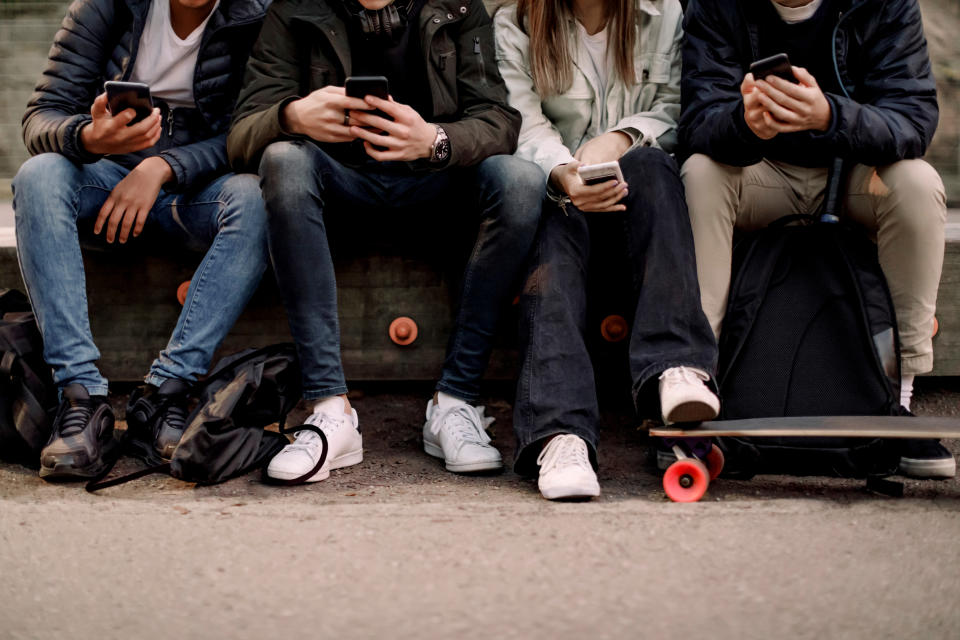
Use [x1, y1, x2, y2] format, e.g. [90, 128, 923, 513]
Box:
[167, 109, 174, 136]
[474, 36, 488, 87]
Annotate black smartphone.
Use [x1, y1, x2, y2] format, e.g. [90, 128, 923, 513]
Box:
[345, 75, 391, 122]
[345, 75, 390, 101]
[748, 53, 798, 84]
[104, 81, 154, 124]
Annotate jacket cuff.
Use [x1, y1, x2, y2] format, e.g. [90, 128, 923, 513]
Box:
[64, 115, 102, 164]
[158, 150, 186, 189]
[809, 94, 841, 141]
[276, 96, 305, 138]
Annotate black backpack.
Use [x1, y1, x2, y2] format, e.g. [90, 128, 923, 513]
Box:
[88, 343, 322, 491]
[0, 289, 56, 466]
[716, 163, 901, 478]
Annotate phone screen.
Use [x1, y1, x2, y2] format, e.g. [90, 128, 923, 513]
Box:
[749, 54, 798, 84]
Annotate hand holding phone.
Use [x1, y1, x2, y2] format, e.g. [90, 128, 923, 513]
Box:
[550, 161, 628, 213]
[744, 55, 833, 138]
[282, 85, 370, 143]
[80, 91, 162, 155]
[104, 81, 155, 124]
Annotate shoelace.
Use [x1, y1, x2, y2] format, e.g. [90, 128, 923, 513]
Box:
[288, 411, 345, 452]
[659, 366, 710, 389]
[430, 404, 492, 445]
[536, 434, 591, 474]
[156, 395, 189, 432]
[59, 399, 95, 437]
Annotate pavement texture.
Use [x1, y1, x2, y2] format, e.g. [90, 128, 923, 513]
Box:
[1, 380, 959, 640]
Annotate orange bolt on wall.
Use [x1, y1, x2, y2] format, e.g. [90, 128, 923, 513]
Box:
[600, 315, 628, 343]
[389, 316, 418, 346]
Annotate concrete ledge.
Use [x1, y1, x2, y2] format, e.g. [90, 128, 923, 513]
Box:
[0, 202, 957, 379]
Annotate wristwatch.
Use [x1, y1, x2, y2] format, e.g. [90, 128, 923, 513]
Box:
[429, 125, 450, 164]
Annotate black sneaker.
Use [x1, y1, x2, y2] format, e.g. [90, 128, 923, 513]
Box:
[899, 438, 956, 479]
[125, 379, 191, 465]
[39, 383, 118, 480]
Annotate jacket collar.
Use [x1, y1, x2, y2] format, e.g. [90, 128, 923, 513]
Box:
[123, 0, 268, 28]
[639, 0, 661, 17]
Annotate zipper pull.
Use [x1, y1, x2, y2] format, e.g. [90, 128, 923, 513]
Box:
[167, 109, 174, 136]
[474, 36, 481, 54]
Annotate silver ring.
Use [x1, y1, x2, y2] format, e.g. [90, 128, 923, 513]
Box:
[343, 112, 350, 126]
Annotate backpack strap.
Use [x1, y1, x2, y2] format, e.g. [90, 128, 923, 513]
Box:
[261, 422, 329, 486]
[85, 462, 171, 493]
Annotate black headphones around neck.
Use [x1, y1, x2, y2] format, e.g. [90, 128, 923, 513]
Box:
[343, 0, 415, 44]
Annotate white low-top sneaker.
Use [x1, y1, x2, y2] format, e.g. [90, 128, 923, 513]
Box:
[266, 402, 363, 483]
[659, 366, 720, 425]
[536, 434, 600, 500]
[423, 396, 502, 473]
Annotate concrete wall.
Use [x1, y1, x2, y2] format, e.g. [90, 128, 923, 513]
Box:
[1, 0, 959, 201]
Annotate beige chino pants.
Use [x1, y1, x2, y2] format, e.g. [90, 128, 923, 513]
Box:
[682, 154, 947, 376]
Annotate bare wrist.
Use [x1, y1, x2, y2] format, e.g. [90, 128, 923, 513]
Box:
[138, 156, 175, 184]
[281, 100, 302, 136]
[80, 123, 101, 155]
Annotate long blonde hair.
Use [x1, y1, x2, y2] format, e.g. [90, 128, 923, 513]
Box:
[514, 0, 637, 97]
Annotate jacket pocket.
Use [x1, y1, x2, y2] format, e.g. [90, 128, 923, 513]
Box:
[637, 53, 671, 84]
[309, 65, 334, 90]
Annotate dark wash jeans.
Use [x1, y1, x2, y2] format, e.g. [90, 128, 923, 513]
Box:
[259, 140, 545, 401]
[513, 147, 718, 475]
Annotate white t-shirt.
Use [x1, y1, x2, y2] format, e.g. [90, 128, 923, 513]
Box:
[129, 0, 220, 109]
[770, 0, 824, 24]
[576, 21, 609, 103]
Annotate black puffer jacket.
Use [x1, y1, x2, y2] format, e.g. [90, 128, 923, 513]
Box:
[22, 0, 268, 191]
[678, 0, 939, 168]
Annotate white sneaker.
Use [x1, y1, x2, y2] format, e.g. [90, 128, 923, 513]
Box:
[266, 401, 363, 482]
[659, 366, 720, 425]
[423, 395, 502, 473]
[536, 434, 600, 500]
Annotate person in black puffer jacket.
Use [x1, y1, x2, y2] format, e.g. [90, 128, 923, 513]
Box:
[678, 0, 952, 479]
[12, 0, 270, 482]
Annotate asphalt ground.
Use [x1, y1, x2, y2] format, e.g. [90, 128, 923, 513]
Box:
[1, 379, 959, 640]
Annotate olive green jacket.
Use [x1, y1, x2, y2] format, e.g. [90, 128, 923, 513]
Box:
[493, 0, 682, 179]
[227, 0, 521, 170]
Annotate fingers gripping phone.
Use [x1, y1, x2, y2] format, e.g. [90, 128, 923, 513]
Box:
[104, 81, 154, 124]
[345, 75, 391, 119]
[748, 53, 798, 84]
[578, 161, 625, 186]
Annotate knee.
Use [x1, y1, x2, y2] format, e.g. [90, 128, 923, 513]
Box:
[478, 155, 545, 232]
[619, 146, 678, 181]
[680, 153, 738, 221]
[878, 159, 947, 228]
[259, 141, 316, 192]
[12, 154, 78, 227]
[219, 173, 268, 236]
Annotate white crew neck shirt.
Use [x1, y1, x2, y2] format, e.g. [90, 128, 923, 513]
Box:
[576, 21, 609, 104]
[770, 0, 824, 24]
[129, 0, 220, 109]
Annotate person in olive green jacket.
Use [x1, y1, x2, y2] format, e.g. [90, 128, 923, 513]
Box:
[228, 0, 545, 484]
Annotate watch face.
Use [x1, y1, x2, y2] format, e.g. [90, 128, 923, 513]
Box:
[435, 137, 451, 161]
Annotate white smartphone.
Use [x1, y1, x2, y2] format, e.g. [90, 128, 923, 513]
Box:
[577, 161, 625, 186]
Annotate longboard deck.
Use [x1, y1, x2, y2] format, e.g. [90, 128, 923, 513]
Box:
[649, 415, 960, 439]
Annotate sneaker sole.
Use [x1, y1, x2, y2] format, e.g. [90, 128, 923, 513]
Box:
[899, 456, 957, 479]
[39, 437, 121, 481]
[267, 448, 364, 483]
[423, 440, 503, 473]
[540, 484, 600, 501]
[664, 400, 719, 425]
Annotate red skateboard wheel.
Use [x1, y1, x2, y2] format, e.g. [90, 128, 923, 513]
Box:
[600, 315, 628, 343]
[389, 317, 418, 346]
[176, 280, 191, 306]
[705, 444, 725, 481]
[663, 458, 709, 503]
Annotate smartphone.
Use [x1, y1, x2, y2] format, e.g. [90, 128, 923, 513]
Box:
[104, 81, 153, 124]
[345, 76, 390, 101]
[748, 53, 798, 84]
[578, 161, 625, 186]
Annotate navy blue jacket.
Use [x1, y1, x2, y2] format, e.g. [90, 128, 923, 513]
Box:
[679, 0, 939, 168]
[22, 0, 268, 191]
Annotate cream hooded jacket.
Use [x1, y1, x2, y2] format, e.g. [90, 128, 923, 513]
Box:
[493, 0, 683, 181]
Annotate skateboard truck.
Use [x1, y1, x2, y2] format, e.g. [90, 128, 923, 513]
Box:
[660, 436, 725, 503]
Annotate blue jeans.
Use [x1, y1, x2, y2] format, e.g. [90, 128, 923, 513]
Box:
[12, 153, 269, 395]
[513, 147, 719, 474]
[259, 140, 544, 401]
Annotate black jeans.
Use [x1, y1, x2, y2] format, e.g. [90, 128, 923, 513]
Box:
[259, 140, 545, 401]
[513, 147, 718, 474]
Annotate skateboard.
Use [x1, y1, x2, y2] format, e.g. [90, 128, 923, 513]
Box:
[649, 415, 960, 502]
